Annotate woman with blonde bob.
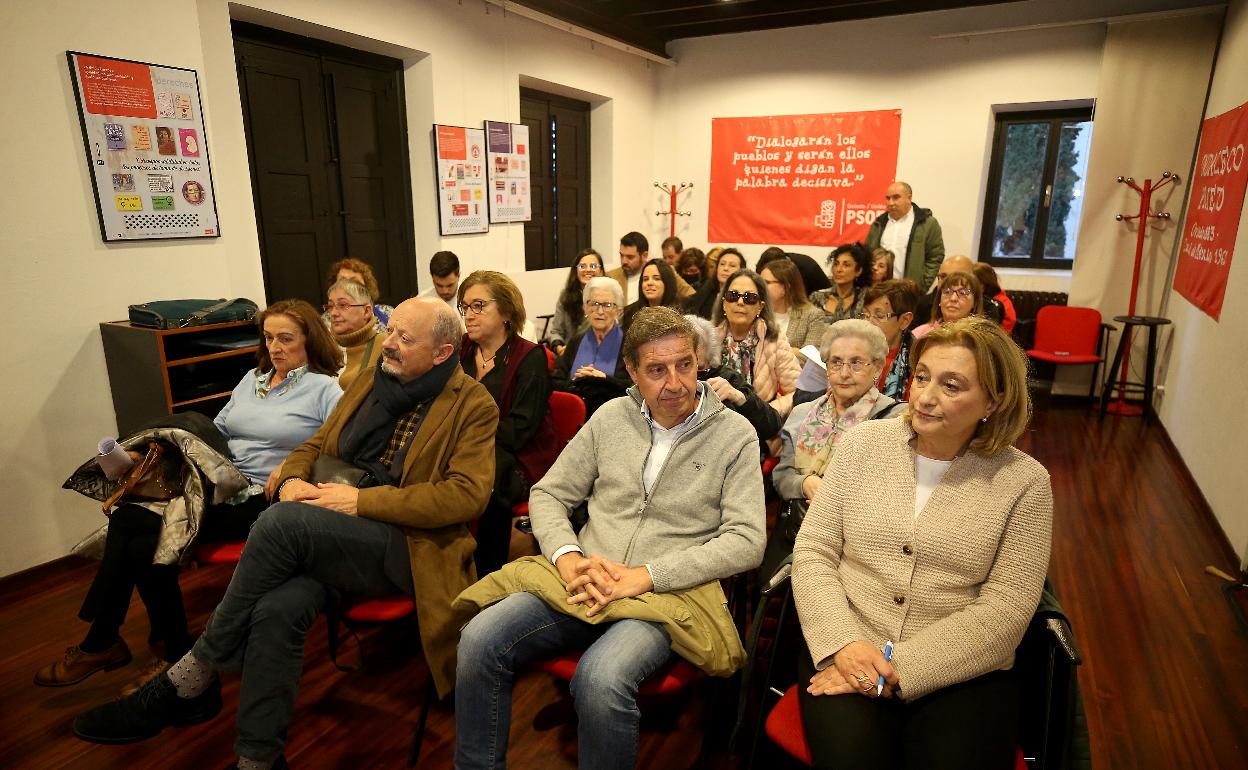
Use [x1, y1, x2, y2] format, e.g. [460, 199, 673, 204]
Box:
[791, 316, 1051, 770]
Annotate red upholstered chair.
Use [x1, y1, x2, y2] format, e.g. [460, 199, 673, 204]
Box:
[511, 391, 587, 517]
[194, 539, 246, 564]
[1025, 306, 1108, 400]
[336, 594, 433, 767]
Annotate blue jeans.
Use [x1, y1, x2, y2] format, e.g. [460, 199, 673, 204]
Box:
[191, 502, 412, 761]
[455, 591, 673, 770]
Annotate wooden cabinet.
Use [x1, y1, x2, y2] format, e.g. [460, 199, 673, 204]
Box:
[100, 319, 260, 435]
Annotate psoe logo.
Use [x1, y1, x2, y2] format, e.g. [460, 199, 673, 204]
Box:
[814, 200, 837, 229]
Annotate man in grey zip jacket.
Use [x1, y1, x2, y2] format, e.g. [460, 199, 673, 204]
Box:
[455, 307, 765, 770]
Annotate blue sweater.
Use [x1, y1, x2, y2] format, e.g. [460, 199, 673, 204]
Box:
[213, 369, 343, 484]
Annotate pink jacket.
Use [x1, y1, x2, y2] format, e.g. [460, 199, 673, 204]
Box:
[719, 319, 800, 413]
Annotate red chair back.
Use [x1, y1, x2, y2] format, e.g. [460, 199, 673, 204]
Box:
[1032, 306, 1101, 358]
[544, 346, 557, 372]
[548, 391, 587, 443]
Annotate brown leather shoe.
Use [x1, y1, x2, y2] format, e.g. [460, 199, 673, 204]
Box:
[120, 657, 170, 697]
[35, 640, 132, 687]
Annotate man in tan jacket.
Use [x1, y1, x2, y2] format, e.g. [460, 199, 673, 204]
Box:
[73, 297, 497, 770]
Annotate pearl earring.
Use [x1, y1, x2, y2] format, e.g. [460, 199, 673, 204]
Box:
[980, 416, 989, 423]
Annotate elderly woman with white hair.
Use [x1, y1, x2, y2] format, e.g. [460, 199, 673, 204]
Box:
[552, 276, 629, 417]
[773, 320, 907, 503]
[685, 314, 782, 445]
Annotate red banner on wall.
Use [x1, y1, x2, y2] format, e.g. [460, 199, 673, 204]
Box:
[708, 110, 902, 247]
[1173, 101, 1248, 321]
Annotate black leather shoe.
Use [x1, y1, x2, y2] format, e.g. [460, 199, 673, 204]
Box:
[72, 672, 222, 744]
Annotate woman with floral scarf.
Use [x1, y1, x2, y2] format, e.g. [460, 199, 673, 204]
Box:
[773, 320, 906, 502]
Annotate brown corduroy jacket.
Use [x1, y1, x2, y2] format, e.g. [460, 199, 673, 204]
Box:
[280, 365, 497, 697]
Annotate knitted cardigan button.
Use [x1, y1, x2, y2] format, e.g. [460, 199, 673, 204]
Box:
[893, 594, 905, 605]
[902, 544, 913, 555]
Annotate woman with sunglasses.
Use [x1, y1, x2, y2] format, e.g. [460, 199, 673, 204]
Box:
[911, 271, 984, 340]
[811, 243, 873, 324]
[547, 248, 605, 356]
[711, 269, 801, 416]
[458, 271, 554, 575]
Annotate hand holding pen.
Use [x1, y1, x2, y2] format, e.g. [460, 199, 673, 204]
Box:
[877, 640, 894, 697]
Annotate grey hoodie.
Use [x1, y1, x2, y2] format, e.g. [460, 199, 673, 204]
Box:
[529, 385, 766, 592]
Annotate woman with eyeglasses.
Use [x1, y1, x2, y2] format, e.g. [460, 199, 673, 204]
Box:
[324, 279, 383, 392]
[458, 271, 555, 575]
[811, 243, 873, 324]
[619, 258, 682, 333]
[685, 247, 745, 320]
[552, 277, 630, 418]
[911, 271, 984, 340]
[711, 268, 801, 418]
[792, 318, 1051, 770]
[547, 248, 605, 356]
[859, 279, 921, 400]
[320, 258, 395, 332]
[773, 320, 906, 504]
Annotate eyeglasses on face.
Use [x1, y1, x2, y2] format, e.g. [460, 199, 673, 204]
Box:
[941, 287, 973, 299]
[723, 290, 761, 306]
[827, 357, 872, 373]
[457, 299, 497, 316]
[585, 301, 618, 311]
[858, 311, 898, 322]
[324, 301, 367, 312]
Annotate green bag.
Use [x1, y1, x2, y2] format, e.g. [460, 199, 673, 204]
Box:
[128, 298, 258, 329]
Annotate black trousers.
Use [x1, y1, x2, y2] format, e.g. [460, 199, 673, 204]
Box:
[797, 648, 1021, 770]
[78, 496, 266, 660]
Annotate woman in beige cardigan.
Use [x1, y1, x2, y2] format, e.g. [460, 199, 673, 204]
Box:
[791, 317, 1052, 770]
[711, 268, 800, 417]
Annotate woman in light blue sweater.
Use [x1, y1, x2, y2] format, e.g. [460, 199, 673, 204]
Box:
[38, 300, 343, 693]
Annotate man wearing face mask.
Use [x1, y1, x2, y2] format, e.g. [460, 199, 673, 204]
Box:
[73, 298, 498, 770]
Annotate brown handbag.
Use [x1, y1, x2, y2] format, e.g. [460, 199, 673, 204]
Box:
[101, 440, 186, 514]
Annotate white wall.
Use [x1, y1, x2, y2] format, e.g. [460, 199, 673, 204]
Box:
[653, 2, 1120, 294]
[1159, 0, 1248, 568]
[0, 0, 659, 577]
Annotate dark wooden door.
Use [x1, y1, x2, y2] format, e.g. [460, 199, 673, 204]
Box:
[234, 24, 416, 307]
[520, 89, 591, 271]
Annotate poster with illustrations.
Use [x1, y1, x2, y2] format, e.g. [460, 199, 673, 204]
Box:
[67, 51, 220, 241]
[434, 125, 489, 235]
[484, 120, 532, 223]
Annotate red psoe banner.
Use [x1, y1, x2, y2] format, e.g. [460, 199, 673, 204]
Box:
[1173, 101, 1248, 321]
[708, 110, 901, 247]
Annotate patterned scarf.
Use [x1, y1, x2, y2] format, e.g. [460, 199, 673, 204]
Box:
[254, 365, 308, 399]
[793, 386, 884, 477]
[719, 323, 760, 386]
[881, 334, 912, 400]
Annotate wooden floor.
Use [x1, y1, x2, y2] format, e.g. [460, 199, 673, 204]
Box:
[0, 403, 1245, 769]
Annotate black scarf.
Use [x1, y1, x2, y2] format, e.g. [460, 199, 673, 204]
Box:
[338, 351, 460, 481]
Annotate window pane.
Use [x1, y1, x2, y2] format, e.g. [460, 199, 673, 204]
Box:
[990, 123, 1049, 259]
[1043, 120, 1093, 260]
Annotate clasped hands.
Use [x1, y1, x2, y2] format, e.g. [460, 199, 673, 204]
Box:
[555, 551, 653, 618]
[573, 365, 607, 380]
[274, 477, 360, 515]
[808, 640, 900, 699]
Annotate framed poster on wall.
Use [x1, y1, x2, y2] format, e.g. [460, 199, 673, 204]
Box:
[67, 51, 220, 242]
[433, 124, 489, 235]
[484, 120, 532, 223]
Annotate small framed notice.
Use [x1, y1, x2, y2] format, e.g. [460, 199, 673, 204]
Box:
[485, 120, 532, 223]
[433, 124, 489, 235]
[67, 51, 220, 242]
